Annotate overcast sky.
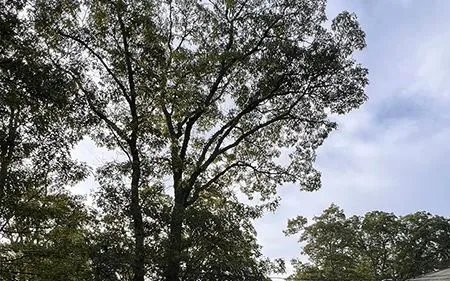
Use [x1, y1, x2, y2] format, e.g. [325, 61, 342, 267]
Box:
[71, 0, 450, 277]
[255, 0, 450, 276]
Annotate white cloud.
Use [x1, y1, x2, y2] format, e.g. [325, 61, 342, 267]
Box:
[70, 137, 121, 195]
[257, 2, 450, 277]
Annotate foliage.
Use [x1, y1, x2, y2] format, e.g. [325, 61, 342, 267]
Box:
[1, 0, 368, 280]
[0, 193, 93, 281]
[0, 1, 92, 279]
[287, 205, 450, 281]
[91, 165, 283, 281]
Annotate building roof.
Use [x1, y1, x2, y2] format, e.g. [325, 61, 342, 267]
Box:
[408, 268, 450, 281]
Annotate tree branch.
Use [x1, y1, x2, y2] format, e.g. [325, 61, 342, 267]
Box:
[0, 106, 19, 199]
[74, 79, 130, 144]
[58, 31, 131, 104]
[186, 79, 326, 191]
[116, 7, 140, 144]
[177, 15, 283, 165]
[185, 161, 242, 206]
[196, 74, 287, 169]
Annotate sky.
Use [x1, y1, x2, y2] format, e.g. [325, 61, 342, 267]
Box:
[71, 0, 450, 278]
[255, 0, 450, 276]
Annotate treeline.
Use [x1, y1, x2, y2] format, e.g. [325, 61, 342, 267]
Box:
[1, 0, 371, 280]
[287, 205, 450, 281]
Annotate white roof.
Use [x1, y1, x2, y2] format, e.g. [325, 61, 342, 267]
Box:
[408, 268, 450, 281]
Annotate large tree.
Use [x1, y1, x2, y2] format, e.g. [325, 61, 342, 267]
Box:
[32, 0, 368, 280]
[91, 162, 284, 281]
[354, 211, 400, 281]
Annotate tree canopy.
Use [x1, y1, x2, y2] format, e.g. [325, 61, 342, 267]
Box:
[1, 0, 368, 280]
[0, 1, 92, 280]
[287, 205, 450, 281]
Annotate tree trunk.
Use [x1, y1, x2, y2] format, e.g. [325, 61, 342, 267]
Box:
[0, 108, 16, 197]
[164, 188, 186, 281]
[130, 146, 145, 281]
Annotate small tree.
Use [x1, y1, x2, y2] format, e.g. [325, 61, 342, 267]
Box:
[33, 0, 368, 280]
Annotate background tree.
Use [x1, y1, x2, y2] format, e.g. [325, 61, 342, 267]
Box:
[354, 211, 400, 281]
[395, 212, 450, 280]
[287, 205, 450, 281]
[32, 0, 368, 280]
[286, 204, 369, 281]
[0, 1, 93, 279]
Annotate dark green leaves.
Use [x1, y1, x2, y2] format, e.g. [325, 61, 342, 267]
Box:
[289, 206, 450, 281]
[5, 0, 369, 280]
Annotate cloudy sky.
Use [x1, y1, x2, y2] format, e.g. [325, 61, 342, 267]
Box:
[72, 0, 450, 277]
[256, 0, 450, 275]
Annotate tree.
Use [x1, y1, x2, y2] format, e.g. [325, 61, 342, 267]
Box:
[32, 0, 368, 280]
[0, 1, 92, 280]
[286, 204, 368, 281]
[354, 211, 400, 281]
[0, 192, 93, 281]
[179, 190, 283, 281]
[91, 161, 284, 281]
[288, 205, 450, 281]
[89, 161, 170, 281]
[395, 212, 450, 280]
